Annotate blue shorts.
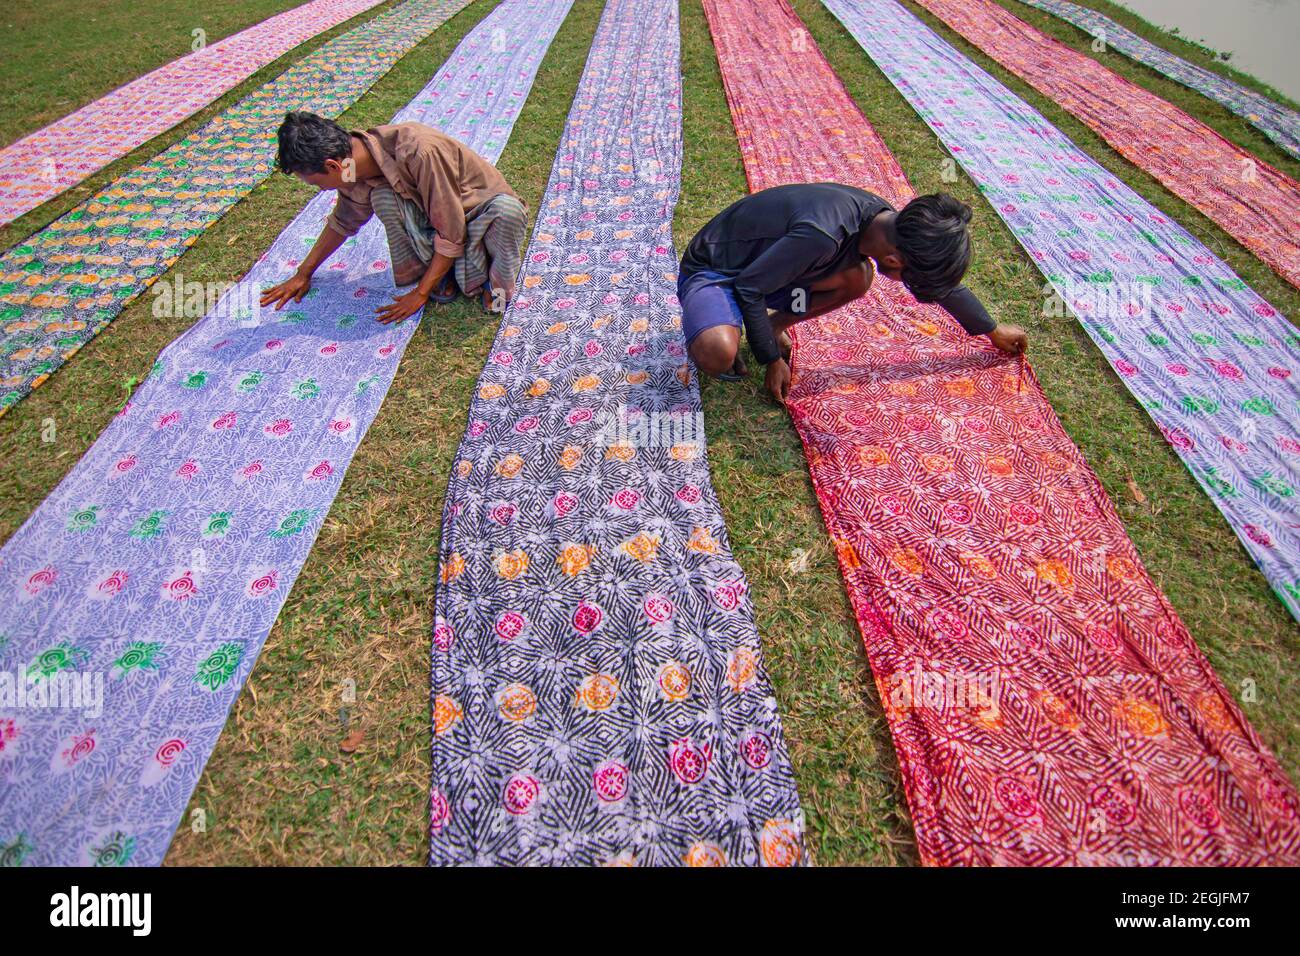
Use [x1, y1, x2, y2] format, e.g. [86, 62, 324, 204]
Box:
[677, 270, 800, 347]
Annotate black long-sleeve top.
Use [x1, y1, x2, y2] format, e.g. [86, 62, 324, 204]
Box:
[679, 183, 997, 365]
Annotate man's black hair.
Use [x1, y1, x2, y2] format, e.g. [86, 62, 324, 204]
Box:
[891, 192, 973, 303]
[275, 111, 353, 175]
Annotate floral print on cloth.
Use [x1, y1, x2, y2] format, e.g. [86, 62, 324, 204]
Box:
[706, 0, 1300, 864]
[1022, 0, 1300, 161]
[0, 0, 473, 417]
[910, 0, 1300, 290]
[823, 0, 1300, 621]
[428, 0, 805, 867]
[0, 0, 389, 226]
[0, 0, 573, 867]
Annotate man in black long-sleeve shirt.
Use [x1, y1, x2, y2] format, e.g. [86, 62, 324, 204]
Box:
[678, 183, 1027, 403]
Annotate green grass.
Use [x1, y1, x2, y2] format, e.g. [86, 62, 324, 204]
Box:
[0, 0, 1297, 866]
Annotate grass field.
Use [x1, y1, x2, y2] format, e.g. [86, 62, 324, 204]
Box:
[1, 0, 1296, 865]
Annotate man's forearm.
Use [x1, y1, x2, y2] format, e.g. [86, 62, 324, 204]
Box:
[297, 226, 348, 278]
[412, 252, 455, 297]
[735, 296, 782, 365]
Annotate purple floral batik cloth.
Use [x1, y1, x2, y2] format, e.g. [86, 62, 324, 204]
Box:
[1022, 0, 1300, 161]
[822, 0, 1300, 620]
[0, 0, 574, 868]
[428, 0, 806, 867]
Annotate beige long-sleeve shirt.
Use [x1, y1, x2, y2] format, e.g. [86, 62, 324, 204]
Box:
[325, 123, 521, 259]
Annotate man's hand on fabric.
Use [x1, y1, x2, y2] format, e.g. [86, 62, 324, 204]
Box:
[765, 358, 791, 406]
[376, 289, 430, 324]
[989, 323, 1028, 355]
[259, 273, 311, 311]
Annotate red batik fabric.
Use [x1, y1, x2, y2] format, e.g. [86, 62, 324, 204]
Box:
[912, 0, 1300, 290]
[702, 0, 1300, 865]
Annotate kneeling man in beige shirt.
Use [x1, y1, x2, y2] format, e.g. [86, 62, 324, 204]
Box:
[261, 111, 527, 323]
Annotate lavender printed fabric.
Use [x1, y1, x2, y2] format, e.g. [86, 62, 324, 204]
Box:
[428, 0, 805, 867]
[1021, 0, 1300, 161]
[0, 0, 471, 417]
[0, 0, 574, 868]
[821, 0, 1300, 620]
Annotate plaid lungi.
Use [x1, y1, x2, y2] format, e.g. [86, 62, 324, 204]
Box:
[371, 184, 526, 303]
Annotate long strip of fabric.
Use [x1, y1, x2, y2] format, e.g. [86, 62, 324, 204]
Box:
[428, 0, 805, 867]
[0, 0, 472, 417]
[0, 0, 388, 226]
[824, 0, 1300, 622]
[908, 0, 1300, 290]
[0, 0, 571, 868]
[1020, 0, 1300, 161]
[705, 0, 1300, 865]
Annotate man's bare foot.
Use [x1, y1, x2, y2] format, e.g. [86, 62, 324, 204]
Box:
[481, 283, 515, 314]
[430, 274, 458, 305]
[715, 353, 748, 382]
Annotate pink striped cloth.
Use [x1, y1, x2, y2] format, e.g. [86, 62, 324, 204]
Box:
[0, 0, 384, 226]
[913, 0, 1300, 291]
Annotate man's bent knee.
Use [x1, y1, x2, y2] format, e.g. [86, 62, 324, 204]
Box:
[689, 326, 740, 376]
